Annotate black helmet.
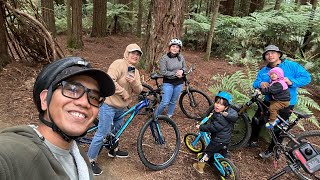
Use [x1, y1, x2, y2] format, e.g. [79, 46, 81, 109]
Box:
[33, 57, 115, 113]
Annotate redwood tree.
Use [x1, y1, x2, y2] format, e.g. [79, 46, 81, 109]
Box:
[41, 0, 56, 36]
[0, 3, 10, 69]
[144, 0, 184, 72]
[67, 0, 83, 49]
[91, 0, 107, 37]
[205, 0, 221, 61]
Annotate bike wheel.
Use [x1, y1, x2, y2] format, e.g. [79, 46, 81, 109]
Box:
[184, 133, 205, 153]
[229, 113, 252, 150]
[137, 115, 181, 170]
[179, 89, 213, 119]
[288, 130, 320, 180]
[217, 158, 240, 180]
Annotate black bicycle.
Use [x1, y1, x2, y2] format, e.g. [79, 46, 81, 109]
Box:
[267, 111, 320, 179]
[142, 64, 213, 119]
[238, 91, 320, 179]
[77, 90, 181, 171]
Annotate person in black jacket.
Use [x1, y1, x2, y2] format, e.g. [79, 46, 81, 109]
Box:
[257, 67, 290, 129]
[193, 91, 238, 174]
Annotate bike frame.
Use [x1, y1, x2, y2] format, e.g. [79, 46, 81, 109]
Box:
[78, 94, 164, 149]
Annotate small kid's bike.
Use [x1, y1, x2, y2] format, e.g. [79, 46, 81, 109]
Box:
[184, 113, 240, 180]
[77, 90, 181, 171]
[142, 64, 213, 119]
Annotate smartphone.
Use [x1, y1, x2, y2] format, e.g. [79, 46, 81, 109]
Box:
[128, 66, 135, 77]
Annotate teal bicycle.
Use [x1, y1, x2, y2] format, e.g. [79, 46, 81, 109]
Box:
[77, 90, 181, 171]
[184, 113, 240, 180]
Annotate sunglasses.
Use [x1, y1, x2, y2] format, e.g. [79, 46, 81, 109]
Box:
[56, 81, 105, 107]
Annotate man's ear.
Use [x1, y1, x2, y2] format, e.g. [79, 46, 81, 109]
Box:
[40, 90, 48, 111]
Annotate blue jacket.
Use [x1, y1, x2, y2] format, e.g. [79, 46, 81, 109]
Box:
[253, 59, 311, 105]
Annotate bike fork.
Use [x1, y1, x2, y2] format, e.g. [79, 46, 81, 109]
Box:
[149, 120, 164, 144]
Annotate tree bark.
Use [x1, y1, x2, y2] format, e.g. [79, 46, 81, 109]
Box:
[91, 0, 107, 37]
[54, 0, 64, 5]
[274, 0, 282, 10]
[240, 0, 251, 16]
[144, 0, 184, 72]
[250, 0, 264, 13]
[0, 4, 11, 69]
[136, 0, 143, 37]
[41, 0, 56, 36]
[204, 0, 221, 61]
[68, 0, 83, 49]
[220, 0, 234, 15]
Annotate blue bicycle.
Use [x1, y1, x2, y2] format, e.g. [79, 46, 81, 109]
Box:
[184, 113, 240, 180]
[77, 90, 181, 171]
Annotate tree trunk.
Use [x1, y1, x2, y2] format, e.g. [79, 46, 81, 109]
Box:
[66, 0, 71, 40]
[250, 0, 264, 13]
[240, 0, 251, 16]
[144, 0, 184, 72]
[220, 0, 234, 15]
[54, 0, 64, 5]
[301, 0, 317, 54]
[91, 0, 107, 37]
[274, 0, 282, 10]
[0, 4, 11, 69]
[67, 0, 83, 49]
[205, 0, 221, 61]
[41, 0, 56, 36]
[136, 0, 143, 37]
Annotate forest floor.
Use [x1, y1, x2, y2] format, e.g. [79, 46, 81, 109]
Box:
[0, 34, 319, 180]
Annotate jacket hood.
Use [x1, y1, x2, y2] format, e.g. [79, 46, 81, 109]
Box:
[268, 67, 284, 79]
[0, 125, 42, 142]
[123, 44, 142, 60]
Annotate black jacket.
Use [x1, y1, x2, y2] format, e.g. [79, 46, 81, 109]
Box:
[260, 82, 290, 101]
[199, 107, 238, 144]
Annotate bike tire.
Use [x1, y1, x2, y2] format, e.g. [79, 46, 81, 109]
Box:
[179, 89, 213, 119]
[288, 130, 320, 180]
[137, 115, 181, 170]
[184, 133, 206, 153]
[217, 158, 240, 180]
[229, 113, 252, 150]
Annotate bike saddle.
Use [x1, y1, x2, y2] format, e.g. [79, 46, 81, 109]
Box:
[150, 73, 163, 79]
[292, 111, 312, 119]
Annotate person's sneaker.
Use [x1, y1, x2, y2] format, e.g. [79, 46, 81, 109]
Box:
[108, 149, 129, 158]
[259, 150, 273, 159]
[90, 161, 103, 176]
[265, 119, 280, 129]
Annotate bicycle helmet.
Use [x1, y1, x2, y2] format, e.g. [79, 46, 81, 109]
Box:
[169, 38, 183, 48]
[215, 91, 232, 105]
[262, 45, 283, 60]
[33, 57, 115, 141]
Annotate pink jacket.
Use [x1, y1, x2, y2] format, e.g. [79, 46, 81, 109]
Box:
[268, 67, 288, 90]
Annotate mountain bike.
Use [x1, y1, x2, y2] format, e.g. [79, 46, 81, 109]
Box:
[142, 64, 213, 119]
[77, 90, 181, 171]
[184, 113, 240, 180]
[246, 95, 320, 179]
